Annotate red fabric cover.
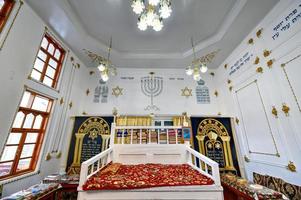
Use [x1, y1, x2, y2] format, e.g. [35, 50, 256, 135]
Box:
[83, 163, 214, 190]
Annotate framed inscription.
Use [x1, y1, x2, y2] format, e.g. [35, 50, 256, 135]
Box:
[66, 116, 113, 175]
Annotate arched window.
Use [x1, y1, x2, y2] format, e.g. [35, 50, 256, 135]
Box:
[30, 33, 65, 88]
[0, 0, 15, 33]
[0, 90, 53, 180]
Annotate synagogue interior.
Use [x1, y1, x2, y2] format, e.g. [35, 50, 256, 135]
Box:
[0, 0, 301, 199]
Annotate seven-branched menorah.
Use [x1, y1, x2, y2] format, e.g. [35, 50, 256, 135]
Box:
[141, 72, 163, 111]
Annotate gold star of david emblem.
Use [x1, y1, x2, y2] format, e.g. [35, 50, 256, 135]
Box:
[181, 87, 192, 98]
[89, 129, 98, 140]
[112, 86, 123, 97]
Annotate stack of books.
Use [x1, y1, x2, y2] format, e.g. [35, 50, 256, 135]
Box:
[159, 129, 167, 144]
[150, 130, 158, 143]
[168, 129, 177, 144]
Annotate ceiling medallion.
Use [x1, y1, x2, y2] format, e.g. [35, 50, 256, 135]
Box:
[83, 37, 117, 82]
[131, 0, 172, 31]
[185, 38, 209, 81]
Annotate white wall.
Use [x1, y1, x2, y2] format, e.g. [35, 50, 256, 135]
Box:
[75, 67, 220, 116]
[0, 2, 85, 196]
[215, 0, 301, 185]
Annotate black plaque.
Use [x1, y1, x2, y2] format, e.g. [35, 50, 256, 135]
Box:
[80, 134, 102, 163]
[205, 141, 225, 168]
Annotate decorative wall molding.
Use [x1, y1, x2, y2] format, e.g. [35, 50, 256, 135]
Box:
[235, 79, 280, 157]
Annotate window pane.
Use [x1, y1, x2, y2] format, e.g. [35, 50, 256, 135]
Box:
[20, 91, 31, 108]
[30, 69, 41, 81]
[48, 44, 55, 55]
[17, 158, 31, 171]
[33, 58, 45, 72]
[7, 133, 22, 145]
[37, 50, 47, 61]
[0, 146, 18, 162]
[0, 0, 4, 8]
[23, 113, 34, 129]
[33, 115, 43, 129]
[0, 162, 13, 177]
[54, 50, 61, 60]
[32, 96, 49, 112]
[46, 66, 55, 79]
[41, 37, 48, 49]
[43, 76, 53, 87]
[49, 58, 57, 69]
[12, 111, 25, 128]
[20, 144, 35, 158]
[25, 133, 38, 143]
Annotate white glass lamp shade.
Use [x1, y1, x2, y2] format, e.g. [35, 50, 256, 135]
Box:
[138, 14, 148, 31]
[131, 0, 145, 15]
[149, 0, 160, 6]
[97, 63, 106, 72]
[101, 72, 109, 82]
[185, 66, 193, 76]
[193, 73, 201, 81]
[159, 0, 172, 19]
[200, 64, 208, 73]
[152, 16, 163, 31]
[146, 9, 156, 26]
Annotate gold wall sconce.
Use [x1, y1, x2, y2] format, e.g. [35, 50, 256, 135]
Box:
[214, 90, 218, 97]
[254, 56, 260, 65]
[86, 89, 90, 96]
[272, 106, 278, 118]
[69, 101, 73, 109]
[256, 67, 263, 73]
[256, 28, 263, 38]
[235, 117, 240, 125]
[282, 103, 290, 116]
[267, 59, 274, 68]
[287, 161, 296, 172]
[263, 50, 271, 57]
[248, 38, 254, 45]
[59, 97, 64, 105]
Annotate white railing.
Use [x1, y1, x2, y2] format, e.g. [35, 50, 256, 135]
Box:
[110, 123, 184, 146]
[79, 123, 221, 190]
[78, 147, 113, 189]
[185, 146, 220, 186]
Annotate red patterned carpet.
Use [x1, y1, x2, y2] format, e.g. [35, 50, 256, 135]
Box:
[83, 163, 214, 190]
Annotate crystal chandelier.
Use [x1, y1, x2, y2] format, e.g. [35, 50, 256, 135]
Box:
[185, 38, 208, 81]
[131, 0, 172, 31]
[84, 37, 117, 82]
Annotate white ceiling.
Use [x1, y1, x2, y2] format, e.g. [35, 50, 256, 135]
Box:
[26, 0, 279, 69]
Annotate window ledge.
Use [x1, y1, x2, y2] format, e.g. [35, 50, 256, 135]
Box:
[27, 76, 60, 93]
[0, 170, 40, 185]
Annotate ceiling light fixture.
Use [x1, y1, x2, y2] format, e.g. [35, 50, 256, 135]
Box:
[84, 37, 117, 82]
[186, 37, 208, 81]
[131, 0, 172, 31]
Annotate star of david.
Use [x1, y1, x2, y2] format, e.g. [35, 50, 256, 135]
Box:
[181, 87, 192, 98]
[89, 129, 99, 140]
[112, 86, 123, 97]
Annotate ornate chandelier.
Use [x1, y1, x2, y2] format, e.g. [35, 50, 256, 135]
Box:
[185, 38, 208, 81]
[84, 37, 117, 82]
[131, 0, 172, 31]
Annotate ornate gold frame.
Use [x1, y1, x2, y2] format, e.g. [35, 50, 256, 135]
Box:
[67, 117, 111, 175]
[196, 118, 236, 172]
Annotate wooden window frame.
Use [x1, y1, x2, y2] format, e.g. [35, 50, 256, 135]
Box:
[30, 33, 65, 89]
[0, 0, 15, 33]
[0, 90, 53, 181]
